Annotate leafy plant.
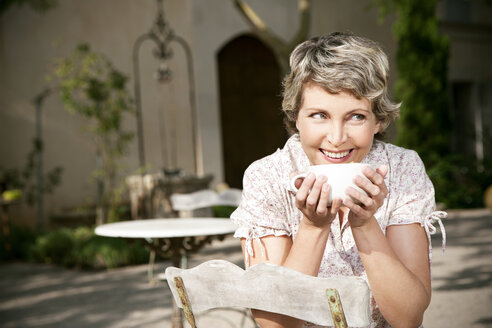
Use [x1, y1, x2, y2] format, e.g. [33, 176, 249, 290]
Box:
[0, 139, 63, 205]
[213, 205, 237, 218]
[31, 228, 76, 266]
[368, 0, 492, 208]
[51, 43, 135, 224]
[370, 0, 451, 166]
[74, 229, 149, 269]
[428, 155, 492, 208]
[0, 0, 57, 15]
[0, 224, 39, 261]
[2, 225, 149, 269]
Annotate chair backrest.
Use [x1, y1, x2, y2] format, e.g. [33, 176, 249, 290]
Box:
[165, 259, 371, 328]
[170, 188, 242, 217]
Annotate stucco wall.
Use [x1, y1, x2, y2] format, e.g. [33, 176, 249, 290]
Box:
[1, 0, 398, 226]
[0, 0, 194, 225]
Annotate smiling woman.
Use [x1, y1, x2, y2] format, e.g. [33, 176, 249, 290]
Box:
[229, 32, 446, 328]
[295, 86, 380, 165]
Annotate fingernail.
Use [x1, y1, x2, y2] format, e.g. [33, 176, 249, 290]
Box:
[307, 173, 315, 180]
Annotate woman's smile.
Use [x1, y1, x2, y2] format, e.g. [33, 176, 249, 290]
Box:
[320, 148, 353, 162]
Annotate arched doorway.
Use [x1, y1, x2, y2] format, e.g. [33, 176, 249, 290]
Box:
[218, 34, 288, 188]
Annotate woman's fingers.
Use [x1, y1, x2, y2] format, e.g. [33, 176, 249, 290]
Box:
[345, 186, 375, 208]
[343, 197, 366, 217]
[295, 173, 315, 206]
[316, 182, 330, 215]
[376, 165, 389, 195]
[345, 165, 389, 227]
[305, 175, 327, 213]
[294, 174, 336, 222]
[355, 175, 380, 197]
[330, 198, 343, 215]
[355, 166, 389, 200]
[376, 164, 388, 178]
[362, 166, 384, 186]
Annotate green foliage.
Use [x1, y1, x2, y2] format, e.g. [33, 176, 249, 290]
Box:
[213, 205, 237, 218]
[52, 43, 135, 222]
[74, 230, 149, 269]
[0, 0, 57, 15]
[428, 155, 492, 208]
[373, 0, 451, 165]
[2, 189, 22, 201]
[369, 0, 492, 208]
[0, 224, 38, 260]
[2, 225, 149, 269]
[31, 228, 76, 266]
[0, 139, 63, 206]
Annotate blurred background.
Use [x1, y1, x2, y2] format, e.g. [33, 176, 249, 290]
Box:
[0, 1, 491, 328]
[0, 0, 491, 265]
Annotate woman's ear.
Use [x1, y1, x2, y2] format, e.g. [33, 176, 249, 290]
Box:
[374, 120, 382, 135]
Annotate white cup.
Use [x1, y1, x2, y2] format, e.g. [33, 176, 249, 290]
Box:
[290, 163, 371, 204]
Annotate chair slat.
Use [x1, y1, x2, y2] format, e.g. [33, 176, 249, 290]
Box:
[166, 259, 371, 327]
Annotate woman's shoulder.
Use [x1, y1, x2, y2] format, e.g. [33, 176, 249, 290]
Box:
[244, 152, 282, 182]
[244, 134, 307, 180]
[371, 141, 431, 195]
[371, 140, 423, 166]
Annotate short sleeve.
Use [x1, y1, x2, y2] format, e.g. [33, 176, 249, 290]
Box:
[388, 150, 436, 226]
[387, 148, 447, 265]
[230, 160, 292, 240]
[230, 159, 293, 266]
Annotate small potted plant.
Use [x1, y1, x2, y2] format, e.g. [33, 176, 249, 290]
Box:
[52, 43, 135, 225]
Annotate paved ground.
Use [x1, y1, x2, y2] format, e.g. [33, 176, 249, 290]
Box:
[0, 208, 491, 328]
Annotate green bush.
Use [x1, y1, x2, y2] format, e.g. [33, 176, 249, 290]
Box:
[213, 205, 237, 218]
[428, 155, 492, 208]
[1, 225, 149, 269]
[0, 224, 39, 261]
[73, 227, 149, 269]
[31, 228, 76, 266]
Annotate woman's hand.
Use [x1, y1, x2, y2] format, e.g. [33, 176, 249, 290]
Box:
[343, 165, 388, 228]
[293, 173, 343, 229]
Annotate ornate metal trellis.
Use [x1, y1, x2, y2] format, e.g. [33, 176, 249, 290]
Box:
[132, 0, 202, 175]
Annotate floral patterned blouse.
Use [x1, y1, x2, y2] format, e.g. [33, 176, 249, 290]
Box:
[230, 134, 446, 328]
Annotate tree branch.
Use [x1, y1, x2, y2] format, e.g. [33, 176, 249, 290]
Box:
[290, 0, 311, 48]
[231, 0, 312, 74]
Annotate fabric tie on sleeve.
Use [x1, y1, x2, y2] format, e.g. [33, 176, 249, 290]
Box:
[423, 211, 447, 254]
[244, 231, 266, 268]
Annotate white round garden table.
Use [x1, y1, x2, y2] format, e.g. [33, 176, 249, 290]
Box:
[95, 217, 237, 328]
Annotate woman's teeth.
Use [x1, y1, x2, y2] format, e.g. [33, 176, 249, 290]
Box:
[321, 149, 351, 159]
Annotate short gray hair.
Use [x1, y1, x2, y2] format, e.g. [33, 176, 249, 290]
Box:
[282, 32, 400, 138]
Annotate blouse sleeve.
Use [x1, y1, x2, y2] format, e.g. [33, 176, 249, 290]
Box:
[230, 160, 292, 266]
[388, 149, 447, 256]
[389, 149, 436, 226]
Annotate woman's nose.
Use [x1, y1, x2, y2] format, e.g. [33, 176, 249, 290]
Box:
[326, 123, 347, 147]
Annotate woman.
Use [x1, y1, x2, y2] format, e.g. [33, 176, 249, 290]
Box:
[230, 32, 446, 328]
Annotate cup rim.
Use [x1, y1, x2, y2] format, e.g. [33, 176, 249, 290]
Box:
[307, 163, 369, 168]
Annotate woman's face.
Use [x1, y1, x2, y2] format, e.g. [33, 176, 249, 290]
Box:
[296, 82, 380, 165]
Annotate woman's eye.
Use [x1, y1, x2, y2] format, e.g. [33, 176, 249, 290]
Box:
[351, 113, 366, 121]
[311, 113, 326, 119]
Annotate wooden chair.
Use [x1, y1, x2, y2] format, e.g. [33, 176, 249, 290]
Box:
[165, 259, 371, 328]
[148, 188, 242, 282]
[170, 188, 242, 217]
